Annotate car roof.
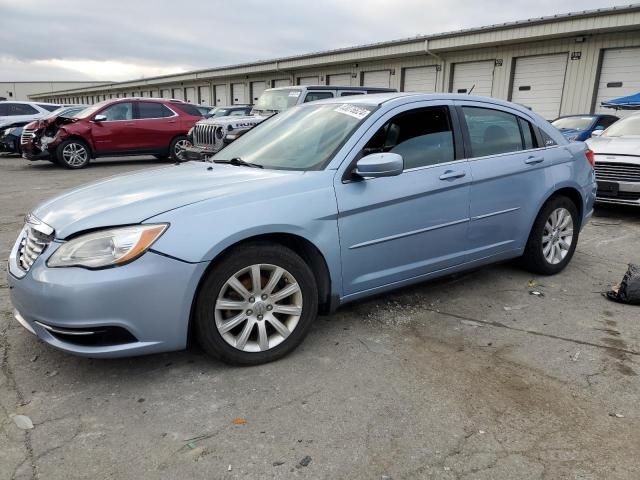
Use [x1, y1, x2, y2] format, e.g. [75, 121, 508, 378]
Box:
[267, 85, 394, 92]
[309, 92, 540, 114]
[0, 100, 59, 105]
[215, 105, 251, 109]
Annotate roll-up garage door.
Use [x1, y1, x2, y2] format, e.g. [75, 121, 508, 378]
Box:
[594, 47, 640, 117]
[185, 87, 196, 103]
[297, 76, 318, 86]
[161, 89, 170, 99]
[198, 86, 211, 105]
[214, 85, 228, 105]
[451, 60, 495, 97]
[272, 79, 290, 88]
[327, 73, 352, 86]
[231, 83, 246, 104]
[150, 90, 159, 98]
[510, 54, 568, 120]
[250, 81, 266, 103]
[402, 66, 437, 92]
[362, 70, 391, 88]
[172, 88, 184, 100]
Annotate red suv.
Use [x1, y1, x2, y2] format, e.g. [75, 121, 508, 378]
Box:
[21, 98, 202, 168]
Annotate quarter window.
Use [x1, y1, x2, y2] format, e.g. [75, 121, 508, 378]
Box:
[100, 102, 134, 121]
[37, 104, 60, 112]
[303, 92, 334, 103]
[462, 107, 526, 157]
[518, 117, 536, 150]
[137, 102, 173, 119]
[363, 106, 455, 170]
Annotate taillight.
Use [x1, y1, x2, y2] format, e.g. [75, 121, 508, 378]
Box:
[585, 148, 595, 168]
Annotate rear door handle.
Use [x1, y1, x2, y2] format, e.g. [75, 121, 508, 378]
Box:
[439, 170, 466, 181]
[525, 156, 544, 165]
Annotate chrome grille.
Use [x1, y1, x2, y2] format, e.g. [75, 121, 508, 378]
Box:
[21, 128, 36, 145]
[193, 123, 226, 149]
[594, 161, 640, 183]
[17, 223, 53, 272]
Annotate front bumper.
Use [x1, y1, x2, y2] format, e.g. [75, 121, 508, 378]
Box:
[596, 180, 640, 206]
[183, 145, 217, 161]
[7, 242, 207, 358]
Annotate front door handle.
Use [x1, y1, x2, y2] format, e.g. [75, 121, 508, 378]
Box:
[525, 156, 544, 165]
[439, 170, 466, 181]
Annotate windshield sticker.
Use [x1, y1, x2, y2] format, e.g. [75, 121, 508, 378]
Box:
[334, 104, 370, 120]
[288, 91, 301, 97]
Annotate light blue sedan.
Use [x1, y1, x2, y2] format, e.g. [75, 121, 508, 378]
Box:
[7, 93, 597, 365]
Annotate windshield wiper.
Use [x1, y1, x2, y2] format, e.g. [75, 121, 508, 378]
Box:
[213, 157, 263, 168]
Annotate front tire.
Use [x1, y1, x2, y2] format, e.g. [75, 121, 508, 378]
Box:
[195, 243, 318, 365]
[522, 196, 579, 275]
[169, 136, 191, 162]
[56, 139, 90, 169]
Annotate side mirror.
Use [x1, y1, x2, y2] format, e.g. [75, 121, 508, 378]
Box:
[591, 129, 604, 137]
[355, 152, 403, 178]
[93, 114, 107, 122]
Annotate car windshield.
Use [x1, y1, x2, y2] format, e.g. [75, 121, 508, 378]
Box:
[552, 116, 595, 130]
[602, 115, 640, 137]
[211, 103, 376, 170]
[75, 100, 110, 119]
[253, 89, 302, 112]
[209, 108, 230, 118]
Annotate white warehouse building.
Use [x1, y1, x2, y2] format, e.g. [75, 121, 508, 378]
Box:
[30, 5, 640, 120]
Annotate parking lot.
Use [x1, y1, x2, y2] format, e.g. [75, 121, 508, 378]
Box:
[0, 154, 639, 479]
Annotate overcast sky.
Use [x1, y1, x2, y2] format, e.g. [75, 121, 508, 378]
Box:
[0, 0, 626, 83]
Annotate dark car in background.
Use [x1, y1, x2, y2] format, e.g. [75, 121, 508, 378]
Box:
[552, 114, 619, 141]
[22, 98, 202, 168]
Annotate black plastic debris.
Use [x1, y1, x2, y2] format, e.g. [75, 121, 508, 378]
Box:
[606, 264, 640, 305]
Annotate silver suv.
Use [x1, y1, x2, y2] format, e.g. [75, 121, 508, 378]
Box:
[0, 101, 61, 129]
[183, 85, 395, 160]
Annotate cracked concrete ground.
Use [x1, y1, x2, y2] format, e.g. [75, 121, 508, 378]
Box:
[1, 154, 639, 479]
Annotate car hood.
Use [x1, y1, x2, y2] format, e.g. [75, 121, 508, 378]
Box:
[32, 162, 299, 239]
[587, 135, 640, 157]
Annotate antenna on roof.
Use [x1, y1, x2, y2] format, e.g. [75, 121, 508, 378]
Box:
[468, 84, 475, 95]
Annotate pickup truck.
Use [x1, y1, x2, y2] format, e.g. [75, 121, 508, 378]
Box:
[183, 85, 395, 160]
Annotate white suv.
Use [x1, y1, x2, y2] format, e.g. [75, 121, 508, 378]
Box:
[0, 101, 60, 129]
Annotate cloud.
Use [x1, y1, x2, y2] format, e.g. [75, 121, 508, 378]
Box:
[0, 0, 624, 82]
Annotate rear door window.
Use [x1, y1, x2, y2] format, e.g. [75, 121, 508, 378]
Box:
[462, 107, 532, 157]
[0, 103, 39, 116]
[137, 102, 173, 119]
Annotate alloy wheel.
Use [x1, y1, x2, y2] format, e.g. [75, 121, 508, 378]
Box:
[215, 264, 303, 352]
[542, 207, 573, 265]
[174, 139, 191, 160]
[62, 143, 88, 167]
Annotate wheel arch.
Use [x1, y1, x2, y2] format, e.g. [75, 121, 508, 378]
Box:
[187, 232, 335, 346]
[56, 135, 95, 159]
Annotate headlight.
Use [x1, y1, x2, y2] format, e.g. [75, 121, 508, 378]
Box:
[47, 224, 168, 269]
[2, 127, 16, 135]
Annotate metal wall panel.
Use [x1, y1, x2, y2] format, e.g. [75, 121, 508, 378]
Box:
[402, 66, 437, 92]
[594, 47, 640, 117]
[510, 54, 568, 119]
[451, 60, 495, 96]
[214, 85, 228, 105]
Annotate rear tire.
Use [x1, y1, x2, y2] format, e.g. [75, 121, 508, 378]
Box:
[195, 243, 318, 365]
[169, 136, 190, 162]
[56, 139, 90, 169]
[521, 195, 579, 275]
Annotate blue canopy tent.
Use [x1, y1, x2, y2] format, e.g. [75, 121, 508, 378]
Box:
[601, 92, 640, 110]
